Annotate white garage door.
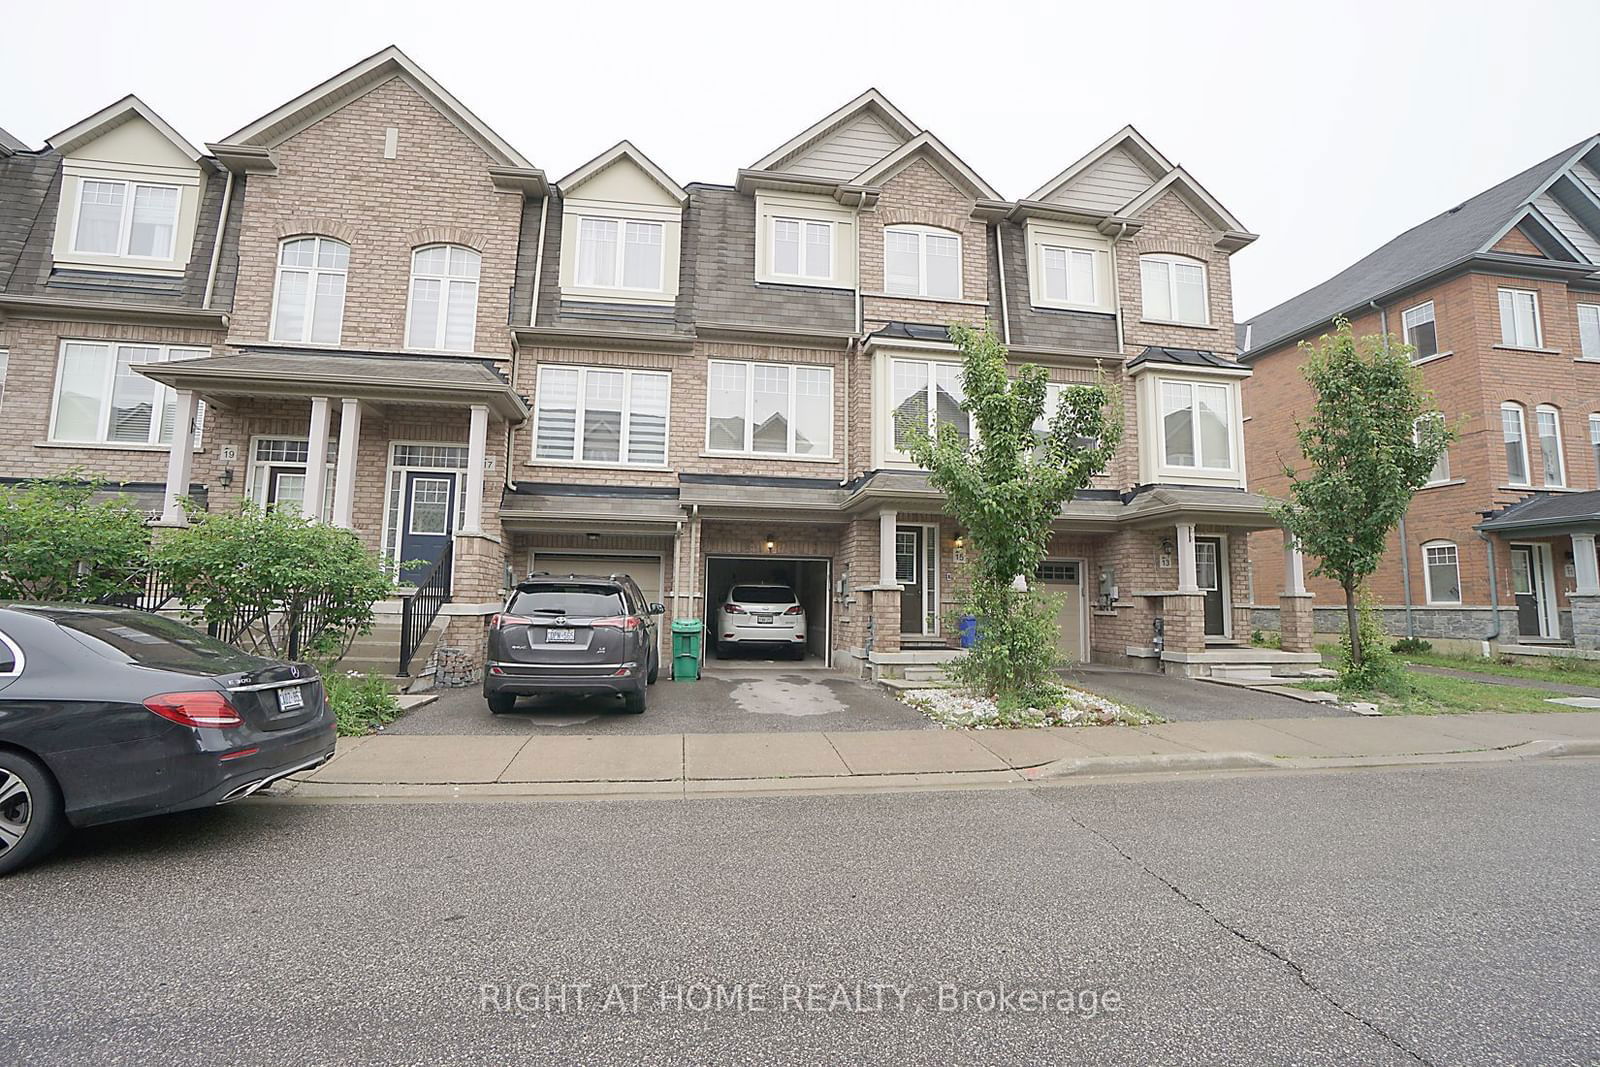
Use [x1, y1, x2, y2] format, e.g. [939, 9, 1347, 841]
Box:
[530, 554, 664, 608]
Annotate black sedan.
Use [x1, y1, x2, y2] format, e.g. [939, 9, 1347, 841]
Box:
[0, 603, 336, 875]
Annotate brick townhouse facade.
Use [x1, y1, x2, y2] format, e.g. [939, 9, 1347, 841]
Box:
[1241, 134, 1600, 653]
[0, 46, 1314, 681]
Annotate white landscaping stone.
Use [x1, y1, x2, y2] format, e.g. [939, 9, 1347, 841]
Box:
[898, 686, 1153, 730]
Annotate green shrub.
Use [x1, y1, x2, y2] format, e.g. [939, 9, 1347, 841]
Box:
[321, 669, 400, 737]
[949, 578, 1068, 709]
[1338, 589, 1407, 694]
[0, 473, 151, 602]
[1391, 636, 1433, 655]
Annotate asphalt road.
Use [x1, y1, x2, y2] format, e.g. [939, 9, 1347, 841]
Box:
[4, 761, 1597, 1065]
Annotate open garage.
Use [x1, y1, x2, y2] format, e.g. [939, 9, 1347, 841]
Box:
[704, 555, 831, 663]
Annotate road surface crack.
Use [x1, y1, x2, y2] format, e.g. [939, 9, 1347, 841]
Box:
[1065, 812, 1434, 1066]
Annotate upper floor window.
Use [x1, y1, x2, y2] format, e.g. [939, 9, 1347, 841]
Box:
[272, 236, 348, 345]
[408, 245, 480, 352]
[534, 365, 669, 467]
[1578, 304, 1600, 361]
[1590, 414, 1600, 480]
[1402, 300, 1438, 360]
[575, 218, 664, 293]
[706, 360, 833, 458]
[1159, 379, 1232, 470]
[50, 341, 205, 447]
[1042, 247, 1096, 306]
[1498, 288, 1542, 348]
[1422, 541, 1461, 605]
[0, 349, 8, 416]
[1415, 414, 1449, 485]
[884, 226, 961, 300]
[1536, 404, 1566, 487]
[1502, 402, 1530, 485]
[1140, 254, 1209, 325]
[890, 358, 968, 457]
[72, 178, 179, 260]
[772, 218, 832, 281]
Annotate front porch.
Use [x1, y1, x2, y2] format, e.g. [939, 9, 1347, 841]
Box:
[1478, 490, 1600, 652]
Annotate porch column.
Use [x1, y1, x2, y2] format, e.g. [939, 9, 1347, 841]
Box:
[1279, 528, 1316, 653]
[159, 388, 198, 525]
[331, 398, 362, 529]
[1572, 532, 1599, 596]
[1283, 529, 1307, 596]
[302, 396, 331, 522]
[879, 509, 898, 585]
[462, 403, 489, 536]
[1571, 532, 1600, 651]
[1175, 523, 1199, 594]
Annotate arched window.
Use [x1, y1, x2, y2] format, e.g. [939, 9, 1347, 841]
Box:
[1140, 253, 1209, 325]
[1501, 402, 1530, 486]
[407, 245, 480, 352]
[1421, 540, 1461, 605]
[1535, 404, 1566, 487]
[883, 225, 960, 299]
[271, 236, 349, 344]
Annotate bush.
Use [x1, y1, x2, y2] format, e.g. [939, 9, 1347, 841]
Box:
[1338, 589, 1407, 694]
[1390, 636, 1433, 655]
[0, 474, 151, 602]
[321, 669, 400, 737]
[948, 578, 1068, 709]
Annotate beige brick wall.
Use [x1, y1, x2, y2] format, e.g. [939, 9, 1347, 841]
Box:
[858, 158, 991, 333]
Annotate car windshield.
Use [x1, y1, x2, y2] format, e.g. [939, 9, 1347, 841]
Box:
[509, 585, 627, 618]
[731, 586, 796, 604]
[50, 610, 269, 674]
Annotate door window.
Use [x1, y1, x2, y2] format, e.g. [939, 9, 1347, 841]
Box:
[895, 531, 918, 584]
[1194, 541, 1220, 591]
[409, 477, 452, 535]
[1036, 561, 1080, 583]
[1511, 550, 1533, 596]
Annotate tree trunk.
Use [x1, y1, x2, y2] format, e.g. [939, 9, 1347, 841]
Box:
[1343, 582, 1362, 666]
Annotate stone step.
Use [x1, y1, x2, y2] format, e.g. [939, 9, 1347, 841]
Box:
[902, 666, 949, 682]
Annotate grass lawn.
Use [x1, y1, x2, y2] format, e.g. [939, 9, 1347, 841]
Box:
[1298, 671, 1576, 715]
[1399, 649, 1600, 688]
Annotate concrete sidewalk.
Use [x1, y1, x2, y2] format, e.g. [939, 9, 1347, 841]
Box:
[272, 711, 1600, 800]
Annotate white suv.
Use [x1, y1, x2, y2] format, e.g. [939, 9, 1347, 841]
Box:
[715, 584, 807, 659]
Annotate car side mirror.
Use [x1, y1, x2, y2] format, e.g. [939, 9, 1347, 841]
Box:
[648, 603, 666, 615]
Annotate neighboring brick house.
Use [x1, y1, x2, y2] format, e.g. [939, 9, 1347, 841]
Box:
[1240, 134, 1600, 653]
[2, 48, 1310, 680]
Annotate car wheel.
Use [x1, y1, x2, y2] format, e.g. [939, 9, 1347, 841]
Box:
[487, 693, 517, 716]
[647, 651, 659, 685]
[623, 688, 646, 714]
[0, 750, 66, 878]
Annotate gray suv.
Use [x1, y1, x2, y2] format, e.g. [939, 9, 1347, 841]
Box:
[484, 573, 665, 715]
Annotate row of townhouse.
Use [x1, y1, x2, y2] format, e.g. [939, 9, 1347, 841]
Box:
[0, 46, 1313, 679]
[1242, 134, 1600, 654]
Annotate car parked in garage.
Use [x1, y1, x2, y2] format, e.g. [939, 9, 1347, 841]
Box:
[0, 603, 336, 876]
[484, 573, 665, 714]
[716, 584, 807, 659]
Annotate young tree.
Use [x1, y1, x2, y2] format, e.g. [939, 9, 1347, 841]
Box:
[0, 474, 151, 603]
[903, 322, 1121, 704]
[1271, 318, 1452, 667]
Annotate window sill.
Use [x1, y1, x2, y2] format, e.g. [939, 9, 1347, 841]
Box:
[53, 256, 185, 278]
[1492, 344, 1560, 356]
[1030, 301, 1115, 316]
[1574, 357, 1600, 364]
[1140, 319, 1217, 331]
[1418, 478, 1466, 491]
[1498, 484, 1581, 493]
[35, 440, 203, 453]
[1411, 350, 1454, 367]
[756, 278, 852, 292]
[524, 459, 671, 473]
[559, 288, 676, 308]
[699, 451, 838, 464]
[864, 292, 989, 308]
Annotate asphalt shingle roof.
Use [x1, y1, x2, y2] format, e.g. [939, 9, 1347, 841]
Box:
[1479, 490, 1600, 531]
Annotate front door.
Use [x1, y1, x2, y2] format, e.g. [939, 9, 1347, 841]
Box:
[400, 472, 457, 584]
[896, 525, 925, 633]
[1037, 560, 1085, 662]
[1195, 536, 1228, 637]
[265, 467, 307, 513]
[1510, 544, 1555, 639]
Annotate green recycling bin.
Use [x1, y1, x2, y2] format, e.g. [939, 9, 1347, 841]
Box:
[671, 617, 703, 681]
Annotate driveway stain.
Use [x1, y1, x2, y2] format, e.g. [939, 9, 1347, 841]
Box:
[730, 679, 848, 718]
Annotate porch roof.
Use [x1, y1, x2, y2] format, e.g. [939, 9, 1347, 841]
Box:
[137, 349, 530, 422]
[1477, 490, 1600, 535]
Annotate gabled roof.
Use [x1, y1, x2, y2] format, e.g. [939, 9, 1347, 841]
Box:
[1026, 125, 1172, 203]
[558, 140, 686, 204]
[1119, 166, 1253, 244]
[220, 45, 533, 169]
[46, 95, 206, 163]
[749, 88, 920, 173]
[0, 127, 27, 156]
[1243, 135, 1599, 358]
[852, 131, 1002, 202]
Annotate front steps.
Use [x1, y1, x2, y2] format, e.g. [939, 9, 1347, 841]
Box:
[333, 616, 447, 690]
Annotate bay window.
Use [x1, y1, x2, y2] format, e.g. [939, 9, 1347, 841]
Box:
[1140, 254, 1209, 325]
[772, 218, 832, 281]
[1536, 404, 1566, 486]
[575, 217, 664, 292]
[890, 358, 968, 456]
[272, 236, 349, 345]
[407, 244, 480, 352]
[706, 360, 833, 457]
[50, 341, 206, 447]
[884, 226, 961, 299]
[1498, 288, 1542, 348]
[1502, 403, 1530, 485]
[1159, 379, 1232, 470]
[72, 178, 180, 259]
[534, 366, 669, 467]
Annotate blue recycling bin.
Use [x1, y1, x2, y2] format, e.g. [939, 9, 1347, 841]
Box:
[959, 614, 979, 649]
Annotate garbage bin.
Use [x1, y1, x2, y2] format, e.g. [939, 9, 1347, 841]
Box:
[959, 614, 979, 649]
[671, 617, 703, 681]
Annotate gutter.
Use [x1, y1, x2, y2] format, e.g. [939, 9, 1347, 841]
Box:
[0, 293, 227, 329]
[202, 169, 236, 309]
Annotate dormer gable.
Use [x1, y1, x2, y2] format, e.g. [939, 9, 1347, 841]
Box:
[854, 132, 1003, 205]
[749, 89, 920, 179]
[1026, 125, 1170, 214]
[556, 141, 685, 307]
[47, 95, 206, 167]
[1119, 168, 1255, 251]
[559, 140, 686, 208]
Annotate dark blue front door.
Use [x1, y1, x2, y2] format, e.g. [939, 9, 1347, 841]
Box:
[400, 471, 457, 584]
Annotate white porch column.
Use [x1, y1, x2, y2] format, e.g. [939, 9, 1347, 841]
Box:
[1573, 532, 1600, 596]
[331, 398, 362, 529]
[1284, 529, 1308, 596]
[879, 510, 899, 585]
[159, 389, 197, 525]
[1176, 522, 1199, 594]
[302, 396, 331, 522]
[463, 403, 489, 536]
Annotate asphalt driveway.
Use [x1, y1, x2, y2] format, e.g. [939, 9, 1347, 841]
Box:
[1063, 665, 1347, 721]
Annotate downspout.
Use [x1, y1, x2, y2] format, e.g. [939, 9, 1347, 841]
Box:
[529, 193, 550, 327]
[1110, 221, 1130, 353]
[1479, 529, 1502, 648]
[1373, 298, 1416, 637]
[839, 343, 852, 486]
[994, 223, 1011, 345]
[202, 168, 236, 309]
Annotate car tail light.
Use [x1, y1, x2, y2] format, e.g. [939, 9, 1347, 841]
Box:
[491, 614, 534, 628]
[144, 691, 243, 729]
[591, 615, 642, 631]
[784, 605, 803, 615]
[724, 603, 746, 614]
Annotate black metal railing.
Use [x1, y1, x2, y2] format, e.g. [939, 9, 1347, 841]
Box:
[206, 590, 342, 661]
[94, 568, 178, 612]
[399, 539, 453, 677]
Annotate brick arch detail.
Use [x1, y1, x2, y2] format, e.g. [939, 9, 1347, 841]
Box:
[1134, 238, 1212, 262]
[878, 209, 967, 233]
[407, 226, 490, 252]
[275, 217, 359, 245]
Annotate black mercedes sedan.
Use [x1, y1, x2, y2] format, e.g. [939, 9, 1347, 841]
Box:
[0, 603, 336, 875]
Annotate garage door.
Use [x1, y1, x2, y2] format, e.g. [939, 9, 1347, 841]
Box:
[530, 554, 663, 608]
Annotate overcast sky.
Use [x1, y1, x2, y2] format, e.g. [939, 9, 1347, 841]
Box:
[5, 0, 1597, 319]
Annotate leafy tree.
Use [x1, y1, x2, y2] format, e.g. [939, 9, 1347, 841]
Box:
[154, 503, 396, 660]
[1270, 318, 1452, 669]
[903, 322, 1121, 705]
[0, 474, 151, 602]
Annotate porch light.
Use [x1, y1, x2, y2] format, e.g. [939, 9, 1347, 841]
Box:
[954, 533, 965, 550]
[765, 534, 776, 553]
[219, 468, 234, 489]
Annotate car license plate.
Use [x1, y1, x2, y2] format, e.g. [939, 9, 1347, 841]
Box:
[277, 685, 305, 712]
[756, 614, 774, 624]
[546, 628, 576, 643]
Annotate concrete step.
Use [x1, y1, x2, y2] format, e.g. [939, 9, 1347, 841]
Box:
[902, 666, 949, 683]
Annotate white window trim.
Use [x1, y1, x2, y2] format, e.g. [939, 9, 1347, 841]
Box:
[47, 340, 207, 449]
[1536, 404, 1567, 487]
[381, 441, 470, 570]
[1421, 540, 1462, 605]
[1498, 287, 1543, 348]
[243, 435, 335, 522]
[1156, 377, 1236, 473]
[769, 216, 834, 284]
[884, 356, 969, 464]
[1502, 402, 1531, 487]
[269, 236, 349, 346]
[1025, 221, 1113, 313]
[703, 359, 835, 459]
[0, 348, 8, 417]
[573, 216, 667, 294]
[68, 177, 181, 261]
[883, 224, 963, 300]
[1590, 414, 1600, 484]
[531, 365, 672, 469]
[1402, 300, 1437, 360]
[1414, 414, 1450, 486]
[1577, 303, 1600, 361]
[404, 244, 481, 353]
[1140, 253, 1211, 326]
